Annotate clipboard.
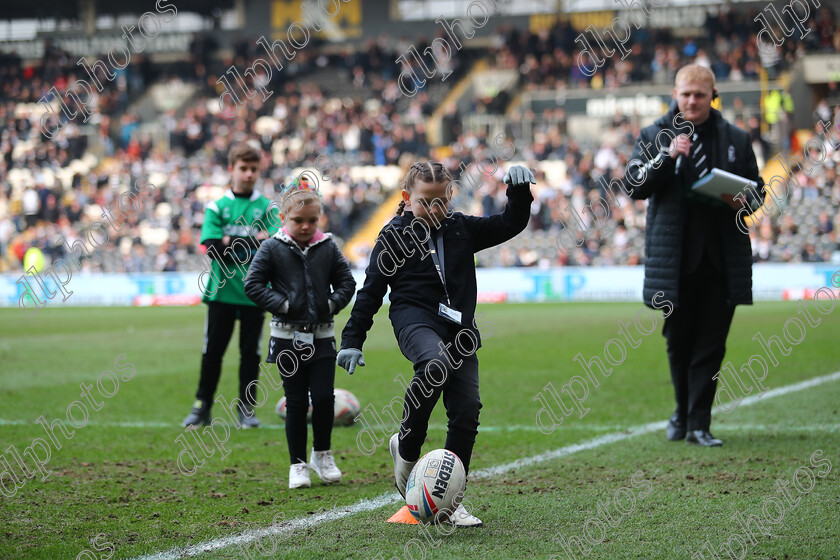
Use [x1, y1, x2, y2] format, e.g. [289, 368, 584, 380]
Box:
[691, 168, 758, 201]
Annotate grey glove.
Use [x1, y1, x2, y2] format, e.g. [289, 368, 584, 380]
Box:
[336, 348, 365, 374]
[278, 299, 289, 314]
[503, 165, 536, 186]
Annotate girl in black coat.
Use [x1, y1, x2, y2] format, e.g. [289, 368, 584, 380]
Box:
[245, 183, 356, 489]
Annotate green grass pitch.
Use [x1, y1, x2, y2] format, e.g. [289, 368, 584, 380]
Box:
[0, 302, 838, 559]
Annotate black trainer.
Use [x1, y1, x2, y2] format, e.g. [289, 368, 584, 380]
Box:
[182, 400, 211, 427]
[238, 404, 261, 428]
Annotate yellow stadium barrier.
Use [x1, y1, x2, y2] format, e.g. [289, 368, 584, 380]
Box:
[342, 189, 404, 265]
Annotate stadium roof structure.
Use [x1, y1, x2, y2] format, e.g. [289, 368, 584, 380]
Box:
[2, 0, 235, 20]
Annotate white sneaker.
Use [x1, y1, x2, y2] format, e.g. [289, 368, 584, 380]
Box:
[310, 450, 342, 483]
[289, 462, 311, 489]
[389, 434, 417, 498]
[445, 503, 483, 527]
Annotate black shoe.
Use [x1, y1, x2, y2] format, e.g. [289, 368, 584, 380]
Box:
[666, 415, 686, 441]
[182, 400, 211, 427]
[686, 430, 723, 447]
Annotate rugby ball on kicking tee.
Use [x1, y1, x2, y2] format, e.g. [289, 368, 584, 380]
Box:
[274, 388, 361, 426]
[405, 449, 466, 523]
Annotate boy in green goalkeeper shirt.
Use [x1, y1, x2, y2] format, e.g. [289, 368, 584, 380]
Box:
[183, 143, 281, 428]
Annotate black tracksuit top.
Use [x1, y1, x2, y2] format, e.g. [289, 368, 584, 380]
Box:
[340, 182, 533, 351]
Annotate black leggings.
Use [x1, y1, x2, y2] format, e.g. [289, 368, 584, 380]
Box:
[267, 337, 337, 465]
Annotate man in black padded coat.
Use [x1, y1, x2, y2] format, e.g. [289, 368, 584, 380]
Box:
[625, 64, 765, 446]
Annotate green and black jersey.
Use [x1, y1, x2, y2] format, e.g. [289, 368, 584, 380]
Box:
[200, 189, 280, 306]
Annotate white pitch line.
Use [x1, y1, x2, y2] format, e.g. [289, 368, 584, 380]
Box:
[0, 419, 633, 432]
[2, 419, 836, 434]
[134, 493, 402, 560]
[0, 419, 285, 429]
[130, 369, 840, 560]
[476, 371, 840, 478]
[471, 419, 667, 479]
[0, 419, 184, 429]
[0, 419, 618, 431]
[716, 424, 840, 432]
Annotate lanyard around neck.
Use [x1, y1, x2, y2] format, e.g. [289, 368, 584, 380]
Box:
[426, 229, 451, 306]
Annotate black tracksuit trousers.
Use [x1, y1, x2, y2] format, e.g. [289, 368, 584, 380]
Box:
[395, 323, 482, 475]
[196, 301, 265, 408]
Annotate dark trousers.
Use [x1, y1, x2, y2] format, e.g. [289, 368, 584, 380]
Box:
[268, 337, 337, 465]
[396, 323, 482, 475]
[663, 255, 735, 431]
[196, 301, 265, 407]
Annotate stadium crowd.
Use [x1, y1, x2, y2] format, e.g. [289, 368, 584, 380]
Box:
[480, 6, 839, 98]
[465, 112, 840, 268]
[2, 7, 839, 274]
